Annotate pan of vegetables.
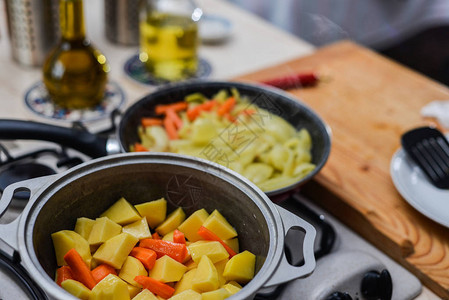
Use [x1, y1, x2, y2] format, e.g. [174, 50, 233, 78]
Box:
[0, 152, 316, 299]
[0, 80, 331, 198]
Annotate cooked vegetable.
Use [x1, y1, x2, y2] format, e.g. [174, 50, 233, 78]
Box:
[134, 275, 175, 298]
[197, 226, 237, 257]
[91, 264, 117, 283]
[139, 239, 187, 263]
[178, 209, 210, 242]
[191, 255, 219, 292]
[61, 279, 91, 299]
[223, 251, 256, 284]
[90, 274, 130, 300]
[88, 217, 122, 246]
[93, 233, 139, 269]
[173, 229, 186, 244]
[51, 230, 92, 268]
[56, 265, 74, 286]
[119, 256, 148, 286]
[188, 241, 229, 264]
[135, 198, 167, 229]
[101, 197, 141, 225]
[64, 248, 97, 290]
[149, 255, 188, 282]
[130, 247, 157, 270]
[122, 217, 152, 240]
[155, 207, 186, 236]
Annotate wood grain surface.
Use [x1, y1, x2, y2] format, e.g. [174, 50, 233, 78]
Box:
[235, 41, 449, 299]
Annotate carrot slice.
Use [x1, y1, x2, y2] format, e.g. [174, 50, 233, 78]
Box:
[91, 264, 117, 283]
[139, 239, 187, 263]
[55, 266, 74, 286]
[173, 229, 186, 244]
[130, 247, 157, 270]
[197, 226, 237, 257]
[134, 142, 149, 152]
[186, 100, 216, 121]
[217, 97, 236, 116]
[141, 118, 163, 127]
[152, 232, 161, 240]
[134, 275, 175, 298]
[155, 102, 188, 115]
[63, 248, 97, 289]
[163, 116, 179, 140]
[165, 108, 183, 130]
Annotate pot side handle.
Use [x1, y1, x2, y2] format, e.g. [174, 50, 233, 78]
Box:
[262, 205, 317, 288]
[0, 175, 58, 251]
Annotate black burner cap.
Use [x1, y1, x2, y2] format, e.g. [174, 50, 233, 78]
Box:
[0, 163, 56, 200]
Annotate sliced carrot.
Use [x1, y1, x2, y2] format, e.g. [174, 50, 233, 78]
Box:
[63, 248, 97, 289]
[197, 226, 237, 257]
[217, 97, 236, 116]
[173, 229, 186, 244]
[91, 264, 117, 283]
[130, 247, 157, 270]
[134, 142, 149, 152]
[163, 116, 179, 140]
[152, 232, 161, 240]
[134, 275, 175, 298]
[141, 117, 163, 127]
[241, 109, 256, 116]
[155, 102, 188, 115]
[55, 265, 74, 286]
[186, 100, 216, 121]
[139, 239, 187, 263]
[224, 112, 236, 123]
[165, 108, 183, 130]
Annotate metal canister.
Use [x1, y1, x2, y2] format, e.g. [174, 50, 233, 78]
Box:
[5, 0, 60, 67]
[104, 0, 140, 45]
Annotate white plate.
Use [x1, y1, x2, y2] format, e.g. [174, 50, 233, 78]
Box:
[390, 148, 449, 228]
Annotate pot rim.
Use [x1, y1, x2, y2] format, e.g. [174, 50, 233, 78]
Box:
[16, 152, 286, 300]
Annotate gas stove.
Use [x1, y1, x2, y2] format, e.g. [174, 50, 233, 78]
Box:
[0, 140, 423, 300]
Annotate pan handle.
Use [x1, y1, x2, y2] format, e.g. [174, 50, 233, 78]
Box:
[262, 205, 316, 288]
[0, 119, 109, 158]
[0, 175, 58, 251]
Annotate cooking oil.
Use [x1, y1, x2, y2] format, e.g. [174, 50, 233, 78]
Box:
[43, 0, 109, 109]
[139, 12, 198, 81]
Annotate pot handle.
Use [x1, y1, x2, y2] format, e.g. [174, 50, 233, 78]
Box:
[0, 175, 58, 251]
[0, 119, 109, 158]
[262, 205, 317, 288]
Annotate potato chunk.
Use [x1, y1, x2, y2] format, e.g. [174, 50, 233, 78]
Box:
[119, 256, 148, 286]
[135, 198, 167, 228]
[222, 282, 242, 295]
[51, 230, 92, 268]
[93, 233, 138, 269]
[202, 210, 237, 240]
[132, 289, 158, 300]
[201, 288, 231, 300]
[101, 197, 141, 225]
[188, 241, 229, 264]
[88, 217, 122, 246]
[191, 255, 219, 293]
[155, 207, 186, 236]
[169, 289, 201, 300]
[149, 255, 187, 282]
[123, 217, 152, 240]
[174, 268, 197, 295]
[178, 209, 209, 242]
[74, 217, 95, 240]
[223, 250, 256, 284]
[61, 279, 91, 300]
[90, 274, 130, 300]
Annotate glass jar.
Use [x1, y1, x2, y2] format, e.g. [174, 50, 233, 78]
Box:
[139, 0, 202, 81]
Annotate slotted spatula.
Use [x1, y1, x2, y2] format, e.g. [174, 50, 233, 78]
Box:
[401, 127, 449, 189]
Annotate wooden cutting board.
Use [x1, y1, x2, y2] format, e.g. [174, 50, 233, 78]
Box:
[235, 41, 449, 298]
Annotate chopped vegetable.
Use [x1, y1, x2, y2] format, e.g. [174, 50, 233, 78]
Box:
[64, 248, 97, 290]
[130, 247, 157, 270]
[173, 229, 186, 244]
[186, 100, 216, 121]
[155, 101, 188, 115]
[165, 108, 183, 129]
[197, 226, 237, 257]
[134, 275, 175, 298]
[91, 264, 117, 283]
[141, 118, 163, 127]
[139, 239, 187, 263]
[217, 97, 236, 116]
[152, 232, 161, 240]
[134, 142, 149, 152]
[56, 265, 74, 286]
[163, 116, 179, 140]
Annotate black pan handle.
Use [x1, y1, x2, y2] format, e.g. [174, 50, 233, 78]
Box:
[0, 119, 109, 158]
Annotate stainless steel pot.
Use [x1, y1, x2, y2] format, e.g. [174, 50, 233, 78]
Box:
[0, 153, 316, 300]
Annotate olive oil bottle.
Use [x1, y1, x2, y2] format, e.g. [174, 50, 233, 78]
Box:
[43, 0, 109, 109]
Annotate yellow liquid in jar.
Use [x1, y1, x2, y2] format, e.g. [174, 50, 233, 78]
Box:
[139, 13, 198, 81]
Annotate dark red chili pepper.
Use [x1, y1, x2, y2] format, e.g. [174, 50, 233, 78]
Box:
[261, 72, 319, 90]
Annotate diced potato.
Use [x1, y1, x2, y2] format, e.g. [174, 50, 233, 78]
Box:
[184, 259, 198, 271]
[91, 274, 130, 300]
[93, 233, 139, 269]
[178, 209, 209, 242]
[135, 198, 167, 228]
[128, 283, 142, 298]
[191, 256, 219, 293]
[202, 210, 237, 241]
[174, 268, 197, 295]
[223, 251, 256, 284]
[162, 230, 175, 242]
[169, 289, 201, 300]
[214, 258, 229, 287]
[74, 217, 95, 240]
[101, 197, 141, 225]
[188, 241, 229, 264]
[132, 289, 158, 300]
[222, 282, 241, 295]
[61, 279, 91, 300]
[51, 230, 92, 268]
[149, 255, 187, 283]
[119, 256, 148, 286]
[123, 217, 152, 240]
[88, 217, 122, 246]
[201, 288, 231, 300]
[223, 238, 239, 254]
[155, 207, 186, 236]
